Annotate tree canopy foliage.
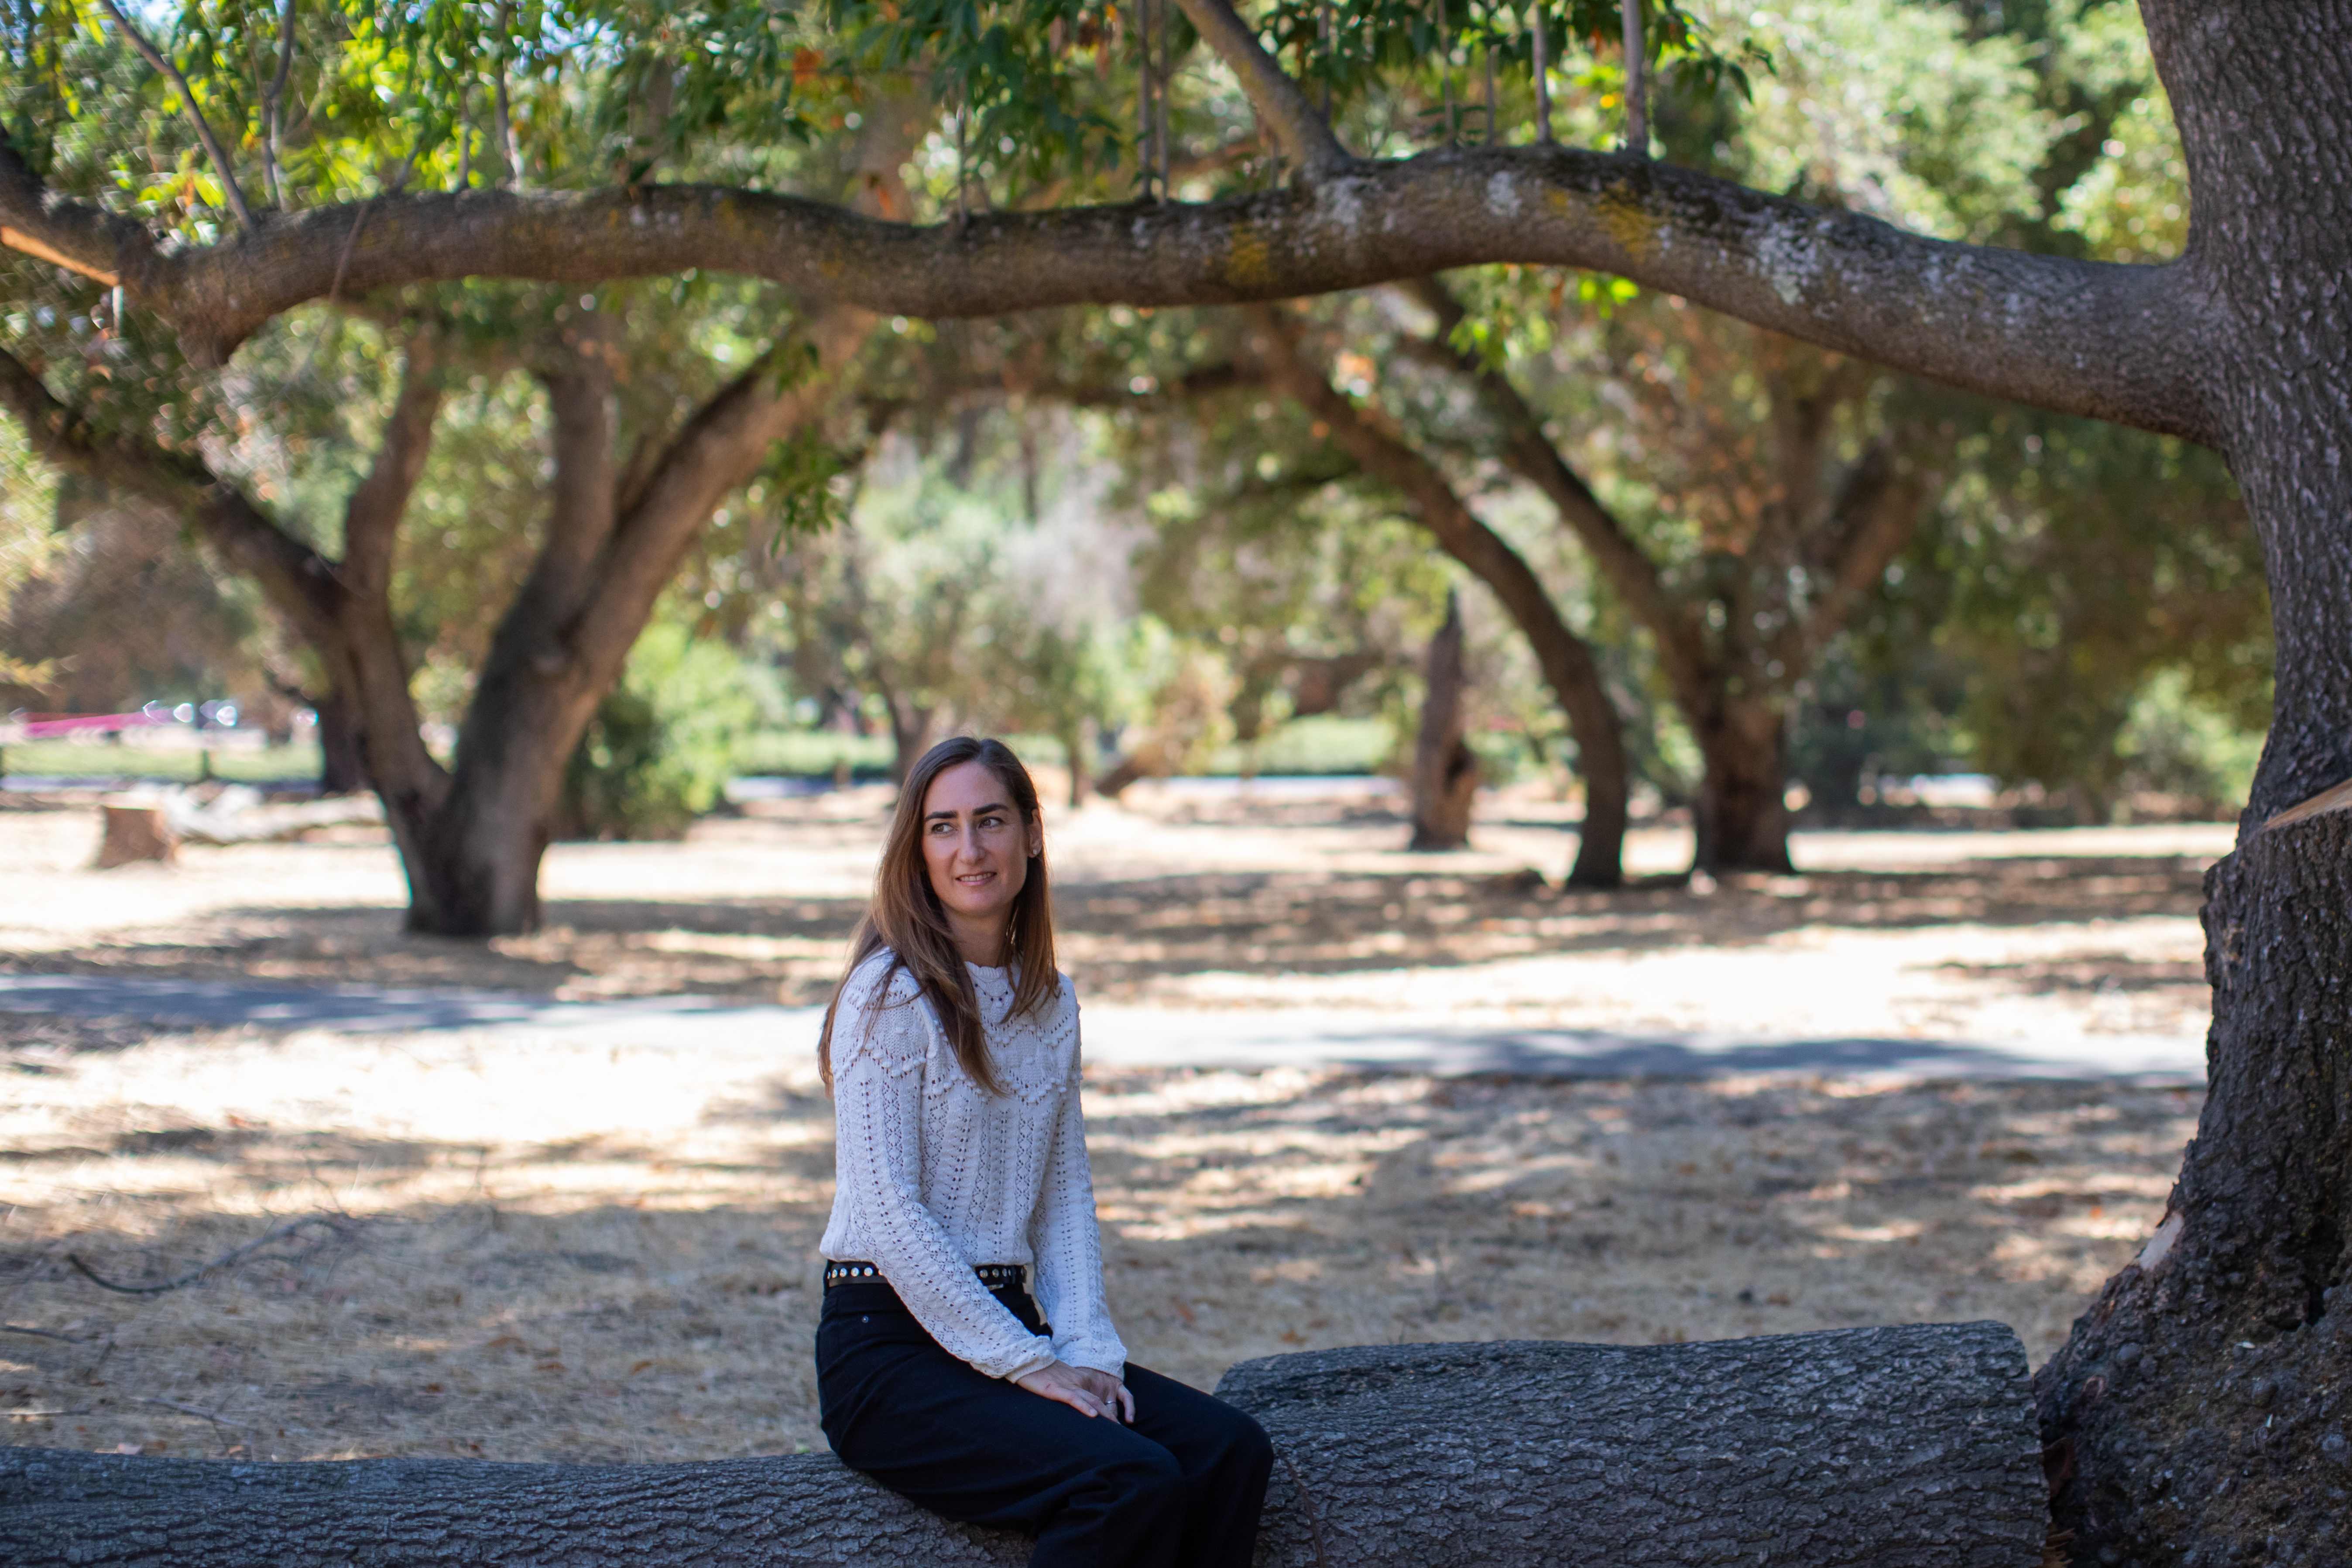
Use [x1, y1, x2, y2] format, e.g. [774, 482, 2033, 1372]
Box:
[0, 0, 2266, 835]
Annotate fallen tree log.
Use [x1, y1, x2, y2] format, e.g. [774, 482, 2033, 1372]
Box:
[162, 784, 385, 845]
[0, 1322, 2045, 1566]
[1224, 1323, 2046, 1568]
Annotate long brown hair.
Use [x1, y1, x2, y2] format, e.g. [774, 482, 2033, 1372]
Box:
[819, 736, 1059, 1095]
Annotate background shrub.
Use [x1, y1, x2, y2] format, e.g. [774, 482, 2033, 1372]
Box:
[559, 626, 764, 840]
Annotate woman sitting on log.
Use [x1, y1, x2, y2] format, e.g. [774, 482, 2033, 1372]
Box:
[815, 735, 1274, 1568]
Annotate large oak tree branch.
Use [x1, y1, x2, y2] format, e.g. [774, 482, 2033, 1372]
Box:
[0, 134, 2210, 444]
[0, 141, 156, 289]
[339, 331, 446, 595]
[0, 347, 337, 645]
[1169, 0, 1351, 175]
[1399, 275, 1714, 707]
[1246, 304, 1629, 886]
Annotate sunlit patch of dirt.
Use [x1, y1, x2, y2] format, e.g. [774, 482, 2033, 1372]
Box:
[0, 798, 2222, 1026]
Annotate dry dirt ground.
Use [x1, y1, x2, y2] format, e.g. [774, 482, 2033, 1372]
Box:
[0, 788, 2221, 1462]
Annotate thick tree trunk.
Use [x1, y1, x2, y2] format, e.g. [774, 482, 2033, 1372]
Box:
[311, 687, 367, 795]
[1693, 700, 1794, 875]
[2037, 818, 2352, 1568]
[886, 698, 936, 788]
[2030, 8, 2352, 1565]
[1059, 717, 1090, 809]
[0, 1322, 2044, 1567]
[396, 774, 559, 937]
[1408, 591, 1477, 851]
[405, 604, 610, 937]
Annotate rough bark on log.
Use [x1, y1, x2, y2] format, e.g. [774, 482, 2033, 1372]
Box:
[0, 1322, 2043, 1567]
[1223, 1324, 2044, 1567]
[91, 802, 176, 867]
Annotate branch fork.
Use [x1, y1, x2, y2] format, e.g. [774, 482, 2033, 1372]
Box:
[1171, 0, 1352, 179]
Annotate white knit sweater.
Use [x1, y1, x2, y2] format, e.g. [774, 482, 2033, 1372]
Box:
[819, 949, 1126, 1381]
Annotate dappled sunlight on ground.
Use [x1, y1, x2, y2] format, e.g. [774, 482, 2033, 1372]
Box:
[0, 795, 2224, 1464]
[0, 798, 2221, 1048]
[0, 1006, 2198, 1463]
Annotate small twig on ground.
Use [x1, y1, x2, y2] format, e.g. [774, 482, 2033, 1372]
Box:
[79, 1331, 118, 1386]
[133, 1396, 235, 1422]
[0, 1322, 97, 1342]
[133, 1395, 248, 1452]
[4, 1408, 90, 1420]
[66, 1215, 358, 1296]
[301, 1154, 361, 1216]
[0, 1236, 70, 1318]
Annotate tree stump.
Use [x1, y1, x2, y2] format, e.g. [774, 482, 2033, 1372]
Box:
[0, 1323, 2046, 1567]
[92, 802, 177, 868]
[1409, 590, 1478, 851]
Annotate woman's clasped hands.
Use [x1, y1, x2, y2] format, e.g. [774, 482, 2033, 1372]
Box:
[1016, 1360, 1136, 1423]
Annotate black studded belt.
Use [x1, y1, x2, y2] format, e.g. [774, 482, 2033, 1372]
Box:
[824, 1260, 1025, 1291]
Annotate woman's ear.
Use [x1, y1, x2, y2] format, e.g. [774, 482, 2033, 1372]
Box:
[1027, 814, 1044, 859]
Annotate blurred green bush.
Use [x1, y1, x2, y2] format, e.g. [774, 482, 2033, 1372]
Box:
[2113, 670, 2263, 818]
[559, 626, 764, 840]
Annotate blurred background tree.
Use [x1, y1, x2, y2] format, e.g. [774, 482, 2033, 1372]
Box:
[0, 0, 889, 930]
[0, 0, 2270, 892]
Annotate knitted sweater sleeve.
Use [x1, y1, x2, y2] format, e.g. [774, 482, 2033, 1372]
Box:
[1028, 988, 1128, 1376]
[830, 963, 1058, 1382]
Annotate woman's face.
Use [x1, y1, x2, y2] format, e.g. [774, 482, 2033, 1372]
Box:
[919, 759, 1041, 950]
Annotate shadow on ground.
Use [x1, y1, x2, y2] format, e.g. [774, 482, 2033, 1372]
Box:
[0, 1058, 2199, 1465]
[0, 854, 2213, 1006]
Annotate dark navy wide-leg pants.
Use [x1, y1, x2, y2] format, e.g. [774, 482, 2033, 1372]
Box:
[816, 1280, 1273, 1568]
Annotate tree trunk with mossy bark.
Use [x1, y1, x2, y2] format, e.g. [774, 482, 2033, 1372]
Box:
[0, 1323, 2045, 1567]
